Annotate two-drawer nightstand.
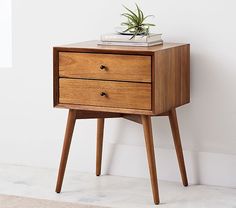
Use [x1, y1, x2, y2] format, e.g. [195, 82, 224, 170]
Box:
[53, 40, 190, 205]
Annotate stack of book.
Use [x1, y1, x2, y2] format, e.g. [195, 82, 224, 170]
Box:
[99, 33, 163, 47]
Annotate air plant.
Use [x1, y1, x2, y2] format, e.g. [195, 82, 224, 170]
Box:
[121, 4, 155, 39]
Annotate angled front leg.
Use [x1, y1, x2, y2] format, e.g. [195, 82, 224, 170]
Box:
[96, 118, 105, 176]
[56, 109, 77, 193]
[141, 115, 160, 205]
[168, 108, 188, 186]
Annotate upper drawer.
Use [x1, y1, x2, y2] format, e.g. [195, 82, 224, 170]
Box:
[59, 52, 151, 82]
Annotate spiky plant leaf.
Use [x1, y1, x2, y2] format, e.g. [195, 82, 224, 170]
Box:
[121, 4, 155, 39]
[142, 23, 156, 26]
[122, 5, 138, 20]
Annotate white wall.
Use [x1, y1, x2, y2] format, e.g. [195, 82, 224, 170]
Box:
[0, 0, 236, 187]
[0, 0, 12, 67]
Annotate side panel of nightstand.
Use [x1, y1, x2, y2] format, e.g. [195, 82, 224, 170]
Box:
[53, 47, 60, 107]
[153, 44, 190, 114]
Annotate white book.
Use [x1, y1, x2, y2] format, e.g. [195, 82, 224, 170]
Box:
[101, 33, 162, 43]
[98, 40, 163, 47]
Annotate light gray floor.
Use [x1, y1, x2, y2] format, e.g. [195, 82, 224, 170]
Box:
[0, 164, 236, 208]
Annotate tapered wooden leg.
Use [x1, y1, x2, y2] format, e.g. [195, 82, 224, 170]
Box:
[141, 115, 160, 205]
[56, 109, 77, 193]
[168, 108, 188, 186]
[96, 118, 105, 176]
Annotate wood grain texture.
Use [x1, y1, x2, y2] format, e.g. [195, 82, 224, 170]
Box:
[123, 114, 142, 124]
[180, 45, 190, 104]
[59, 52, 151, 83]
[153, 44, 190, 114]
[141, 115, 159, 204]
[96, 118, 105, 176]
[54, 42, 190, 115]
[59, 78, 151, 110]
[56, 109, 77, 193]
[168, 108, 188, 186]
[54, 41, 187, 55]
[76, 110, 121, 119]
[56, 103, 153, 115]
[53, 41, 190, 204]
[53, 48, 59, 107]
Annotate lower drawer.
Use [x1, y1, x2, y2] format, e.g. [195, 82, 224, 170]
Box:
[59, 78, 151, 110]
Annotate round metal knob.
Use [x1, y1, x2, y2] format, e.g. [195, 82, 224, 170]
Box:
[100, 92, 106, 97]
[100, 65, 106, 70]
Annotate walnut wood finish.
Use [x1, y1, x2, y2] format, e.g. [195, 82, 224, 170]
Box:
[153, 45, 190, 114]
[76, 110, 121, 119]
[123, 114, 142, 124]
[59, 78, 151, 110]
[57, 103, 153, 115]
[54, 41, 190, 205]
[59, 52, 151, 83]
[96, 118, 105, 176]
[141, 115, 159, 204]
[168, 108, 188, 186]
[54, 42, 190, 115]
[56, 109, 77, 193]
[55, 40, 186, 54]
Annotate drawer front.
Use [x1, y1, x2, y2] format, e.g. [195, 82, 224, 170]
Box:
[59, 52, 151, 82]
[59, 78, 151, 110]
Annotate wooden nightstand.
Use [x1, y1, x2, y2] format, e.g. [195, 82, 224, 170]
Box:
[53, 40, 190, 205]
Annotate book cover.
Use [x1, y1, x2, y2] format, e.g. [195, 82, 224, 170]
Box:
[98, 40, 163, 47]
[101, 33, 162, 43]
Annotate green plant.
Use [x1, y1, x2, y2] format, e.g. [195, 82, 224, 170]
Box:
[121, 4, 155, 39]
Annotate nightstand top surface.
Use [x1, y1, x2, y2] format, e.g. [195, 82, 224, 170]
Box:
[54, 40, 188, 54]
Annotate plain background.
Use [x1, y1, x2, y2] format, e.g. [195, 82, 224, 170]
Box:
[0, 0, 12, 67]
[0, 0, 236, 187]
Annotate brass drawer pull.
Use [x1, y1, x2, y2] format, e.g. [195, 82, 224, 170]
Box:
[100, 92, 106, 97]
